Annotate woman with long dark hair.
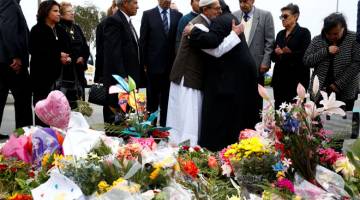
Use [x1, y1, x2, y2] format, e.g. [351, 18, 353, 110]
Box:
[29, 0, 70, 125]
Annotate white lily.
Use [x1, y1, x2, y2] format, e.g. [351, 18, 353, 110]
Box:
[304, 100, 320, 118]
[296, 83, 307, 100]
[312, 75, 320, 96]
[318, 91, 346, 116]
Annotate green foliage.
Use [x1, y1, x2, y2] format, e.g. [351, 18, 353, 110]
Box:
[74, 100, 93, 117]
[74, 4, 105, 46]
[89, 140, 112, 157]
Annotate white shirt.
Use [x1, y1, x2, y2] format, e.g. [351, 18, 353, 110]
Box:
[158, 6, 170, 30]
[193, 15, 242, 58]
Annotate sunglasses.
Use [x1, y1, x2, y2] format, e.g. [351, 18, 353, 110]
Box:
[279, 14, 289, 20]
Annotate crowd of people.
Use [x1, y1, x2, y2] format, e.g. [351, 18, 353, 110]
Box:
[0, 0, 359, 151]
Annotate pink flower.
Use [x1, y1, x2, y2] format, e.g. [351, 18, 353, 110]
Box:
[276, 178, 295, 193]
[208, 156, 218, 169]
[296, 83, 306, 100]
[258, 84, 270, 101]
[128, 137, 156, 150]
[219, 146, 231, 165]
[239, 129, 259, 140]
[318, 148, 343, 165]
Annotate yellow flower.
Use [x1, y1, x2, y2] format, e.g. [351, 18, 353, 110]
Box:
[276, 171, 285, 178]
[41, 154, 50, 167]
[112, 177, 125, 187]
[173, 163, 180, 171]
[227, 195, 240, 200]
[334, 157, 355, 180]
[149, 167, 161, 180]
[98, 181, 110, 193]
[293, 195, 302, 200]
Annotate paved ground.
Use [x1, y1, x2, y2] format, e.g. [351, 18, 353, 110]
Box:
[1, 88, 359, 143]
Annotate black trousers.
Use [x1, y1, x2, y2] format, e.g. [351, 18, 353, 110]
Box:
[0, 64, 33, 129]
[146, 73, 170, 127]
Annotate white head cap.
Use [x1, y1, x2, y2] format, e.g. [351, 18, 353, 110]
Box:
[199, 0, 217, 7]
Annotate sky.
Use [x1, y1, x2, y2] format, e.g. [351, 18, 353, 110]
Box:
[21, 0, 358, 37]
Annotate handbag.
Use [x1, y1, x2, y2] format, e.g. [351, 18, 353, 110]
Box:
[88, 83, 106, 106]
[52, 64, 84, 107]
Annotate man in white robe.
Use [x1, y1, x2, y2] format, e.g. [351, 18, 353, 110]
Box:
[167, 0, 244, 146]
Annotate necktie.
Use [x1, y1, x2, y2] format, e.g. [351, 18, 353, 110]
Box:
[129, 20, 140, 63]
[243, 13, 250, 22]
[162, 9, 169, 34]
[129, 19, 138, 43]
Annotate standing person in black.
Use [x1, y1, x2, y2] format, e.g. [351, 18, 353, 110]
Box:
[30, 0, 71, 126]
[95, 0, 118, 83]
[271, 4, 311, 109]
[0, 0, 33, 135]
[188, 0, 258, 151]
[103, 0, 146, 124]
[140, 0, 182, 126]
[58, 2, 90, 108]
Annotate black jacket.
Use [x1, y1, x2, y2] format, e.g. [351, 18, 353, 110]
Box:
[29, 23, 69, 92]
[189, 12, 258, 151]
[103, 10, 146, 88]
[271, 24, 311, 91]
[0, 0, 29, 67]
[58, 20, 90, 85]
[95, 17, 106, 83]
[140, 7, 182, 74]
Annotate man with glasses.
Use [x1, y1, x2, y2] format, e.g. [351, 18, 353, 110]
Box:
[233, 0, 275, 121]
[167, 0, 244, 146]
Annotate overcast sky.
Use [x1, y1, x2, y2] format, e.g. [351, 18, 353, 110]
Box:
[21, 0, 358, 40]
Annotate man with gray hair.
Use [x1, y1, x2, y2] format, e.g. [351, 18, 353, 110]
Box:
[167, 0, 244, 145]
[102, 0, 146, 124]
[233, 0, 275, 121]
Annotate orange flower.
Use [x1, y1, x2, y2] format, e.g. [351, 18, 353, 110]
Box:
[181, 160, 199, 179]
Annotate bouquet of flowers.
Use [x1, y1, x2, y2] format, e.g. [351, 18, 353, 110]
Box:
[177, 145, 238, 200]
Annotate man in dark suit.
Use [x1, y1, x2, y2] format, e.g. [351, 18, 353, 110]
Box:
[0, 0, 33, 136]
[140, 0, 182, 126]
[103, 0, 146, 124]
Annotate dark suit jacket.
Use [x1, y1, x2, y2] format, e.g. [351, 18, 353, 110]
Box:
[95, 18, 106, 83]
[0, 0, 29, 67]
[103, 10, 146, 88]
[140, 7, 182, 74]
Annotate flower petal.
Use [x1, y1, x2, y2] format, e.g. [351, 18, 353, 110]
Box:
[296, 83, 306, 100]
[312, 75, 319, 96]
[258, 84, 270, 101]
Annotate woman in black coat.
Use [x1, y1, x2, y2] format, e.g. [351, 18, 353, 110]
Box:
[30, 0, 70, 125]
[271, 4, 311, 109]
[188, 0, 258, 151]
[58, 2, 90, 108]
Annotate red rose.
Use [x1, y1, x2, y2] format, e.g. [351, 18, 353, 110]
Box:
[0, 164, 7, 171]
[193, 146, 201, 152]
[182, 160, 199, 179]
[10, 167, 17, 173]
[182, 146, 190, 151]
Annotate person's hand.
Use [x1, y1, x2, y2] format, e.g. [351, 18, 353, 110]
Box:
[232, 19, 244, 36]
[282, 46, 292, 54]
[259, 64, 270, 74]
[144, 65, 147, 73]
[183, 22, 194, 37]
[10, 58, 22, 74]
[275, 45, 283, 55]
[328, 45, 339, 55]
[60, 52, 71, 65]
[76, 57, 84, 65]
[329, 83, 339, 93]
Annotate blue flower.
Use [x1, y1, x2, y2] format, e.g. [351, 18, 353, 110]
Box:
[272, 162, 284, 172]
[283, 115, 300, 133]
